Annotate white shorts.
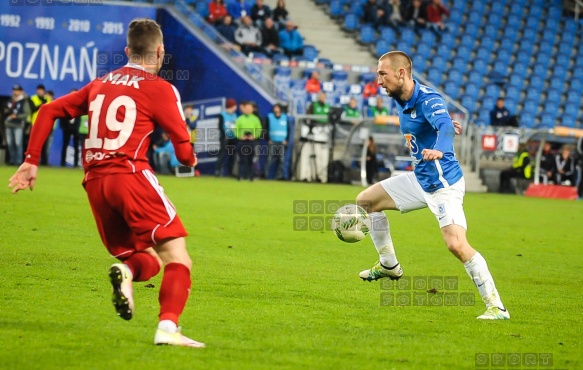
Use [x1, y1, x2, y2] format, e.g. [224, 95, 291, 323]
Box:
[379, 172, 468, 229]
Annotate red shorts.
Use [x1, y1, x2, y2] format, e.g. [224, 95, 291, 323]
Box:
[84, 169, 188, 259]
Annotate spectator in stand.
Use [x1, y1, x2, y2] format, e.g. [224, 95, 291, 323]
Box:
[499, 143, 532, 193]
[387, 0, 405, 27]
[229, 0, 252, 24]
[342, 97, 362, 120]
[152, 131, 173, 175]
[251, 0, 272, 28]
[362, 0, 378, 24]
[363, 79, 379, 98]
[260, 18, 281, 57]
[371, 97, 390, 117]
[427, 0, 450, 32]
[235, 15, 263, 55]
[28, 84, 52, 165]
[305, 70, 322, 94]
[235, 101, 263, 181]
[272, 0, 289, 29]
[264, 103, 289, 180]
[279, 20, 304, 58]
[4, 84, 30, 165]
[208, 0, 228, 25]
[216, 98, 238, 177]
[373, 7, 390, 30]
[403, 0, 428, 29]
[216, 14, 239, 50]
[490, 98, 512, 127]
[538, 142, 556, 185]
[554, 145, 577, 186]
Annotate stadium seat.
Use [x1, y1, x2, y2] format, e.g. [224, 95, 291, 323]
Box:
[479, 36, 495, 52]
[412, 53, 427, 73]
[464, 82, 479, 97]
[439, 32, 455, 47]
[448, 68, 463, 83]
[400, 28, 416, 44]
[343, 13, 358, 32]
[549, 78, 565, 91]
[331, 71, 348, 90]
[467, 71, 482, 85]
[379, 27, 395, 42]
[560, 114, 576, 128]
[272, 54, 290, 65]
[329, 0, 344, 18]
[529, 75, 544, 90]
[359, 25, 376, 45]
[426, 67, 442, 85]
[317, 58, 333, 68]
[303, 45, 319, 61]
[420, 31, 437, 46]
[523, 99, 538, 113]
[505, 85, 521, 100]
[460, 94, 476, 112]
[515, 52, 531, 66]
[195, 0, 209, 18]
[491, 61, 508, 77]
[467, 11, 482, 25]
[472, 58, 487, 72]
[538, 113, 555, 128]
[359, 72, 376, 83]
[508, 74, 523, 89]
[519, 112, 535, 128]
[460, 34, 475, 48]
[451, 59, 467, 74]
[564, 104, 579, 117]
[375, 39, 390, 58]
[444, 81, 460, 99]
[475, 47, 490, 61]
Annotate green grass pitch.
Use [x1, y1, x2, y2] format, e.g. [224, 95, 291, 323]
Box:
[1, 166, 581, 370]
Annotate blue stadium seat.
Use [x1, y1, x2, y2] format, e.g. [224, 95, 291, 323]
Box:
[499, 38, 515, 53]
[329, 0, 343, 18]
[395, 41, 412, 55]
[472, 58, 487, 72]
[379, 27, 395, 42]
[569, 78, 582, 92]
[492, 61, 508, 77]
[400, 28, 416, 44]
[349, 1, 363, 17]
[559, 114, 576, 128]
[476, 47, 490, 60]
[549, 78, 565, 91]
[485, 84, 501, 99]
[525, 17, 539, 30]
[508, 74, 524, 89]
[467, 11, 482, 25]
[439, 32, 455, 47]
[526, 89, 541, 102]
[317, 58, 333, 69]
[195, 0, 209, 18]
[274, 66, 292, 77]
[464, 82, 479, 97]
[412, 53, 427, 73]
[532, 64, 547, 78]
[415, 42, 432, 58]
[464, 23, 480, 38]
[375, 39, 390, 57]
[478, 108, 491, 123]
[538, 113, 555, 128]
[343, 13, 358, 32]
[505, 85, 521, 99]
[483, 24, 498, 38]
[566, 93, 581, 105]
[455, 45, 472, 60]
[444, 81, 460, 99]
[547, 89, 561, 104]
[460, 95, 476, 112]
[271, 54, 290, 65]
[529, 75, 544, 90]
[303, 45, 319, 61]
[558, 42, 574, 56]
[515, 52, 531, 65]
[505, 99, 517, 114]
[420, 30, 437, 45]
[451, 59, 467, 74]
[523, 99, 538, 113]
[448, 68, 463, 83]
[490, 2, 504, 15]
[426, 67, 442, 85]
[564, 104, 579, 117]
[467, 70, 482, 85]
[509, 4, 524, 17]
[529, 5, 543, 19]
[479, 36, 495, 51]
[432, 55, 447, 73]
[555, 53, 570, 68]
[460, 34, 475, 48]
[331, 71, 348, 91]
[506, 14, 521, 29]
[359, 24, 376, 45]
[360, 72, 376, 83]
[519, 112, 535, 128]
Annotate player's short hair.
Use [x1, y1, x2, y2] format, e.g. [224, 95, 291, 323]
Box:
[379, 51, 413, 77]
[127, 18, 163, 59]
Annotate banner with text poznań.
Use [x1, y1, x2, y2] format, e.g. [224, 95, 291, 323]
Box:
[0, 1, 157, 98]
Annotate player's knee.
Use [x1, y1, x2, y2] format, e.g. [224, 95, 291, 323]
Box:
[356, 189, 376, 212]
[445, 239, 464, 256]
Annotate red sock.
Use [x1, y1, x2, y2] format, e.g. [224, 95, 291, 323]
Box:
[159, 263, 191, 324]
[123, 252, 161, 282]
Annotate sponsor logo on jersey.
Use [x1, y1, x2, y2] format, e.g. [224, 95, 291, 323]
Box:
[85, 150, 109, 163]
[431, 103, 444, 108]
[424, 97, 440, 105]
[431, 109, 447, 117]
[411, 109, 416, 119]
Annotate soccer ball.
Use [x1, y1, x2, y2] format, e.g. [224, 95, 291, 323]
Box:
[331, 204, 371, 243]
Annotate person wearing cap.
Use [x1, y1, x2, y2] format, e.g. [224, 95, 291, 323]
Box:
[234, 101, 263, 181]
[264, 103, 289, 180]
[4, 84, 31, 165]
[29, 84, 53, 165]
[215, 98, 239, 177]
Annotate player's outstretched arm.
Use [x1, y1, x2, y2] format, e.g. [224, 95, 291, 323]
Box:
[9, 163, 38, 194]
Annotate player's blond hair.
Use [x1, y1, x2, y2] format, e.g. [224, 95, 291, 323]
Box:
[127, 18, 163, 59]
[379, 51, 413, 78]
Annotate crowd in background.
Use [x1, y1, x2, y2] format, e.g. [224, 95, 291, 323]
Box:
[208, 0, 306, 58]
[361, 0, 450, 33]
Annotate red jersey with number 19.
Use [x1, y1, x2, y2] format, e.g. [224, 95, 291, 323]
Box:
[25, 64, 195, 183]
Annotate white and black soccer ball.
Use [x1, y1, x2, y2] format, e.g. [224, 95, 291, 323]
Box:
[331, 204, 371, 243]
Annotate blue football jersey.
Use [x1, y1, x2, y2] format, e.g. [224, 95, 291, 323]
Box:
[395, 81, 463, 192]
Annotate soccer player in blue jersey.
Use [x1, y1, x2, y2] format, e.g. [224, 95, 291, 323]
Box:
[356, 51, 509, 320]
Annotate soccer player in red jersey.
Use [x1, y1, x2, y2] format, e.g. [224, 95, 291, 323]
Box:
[8, 19, 205, 348]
